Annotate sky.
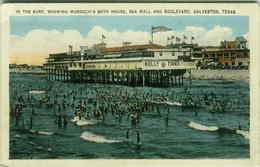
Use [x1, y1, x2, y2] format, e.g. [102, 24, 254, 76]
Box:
[10, 16, 249, 65]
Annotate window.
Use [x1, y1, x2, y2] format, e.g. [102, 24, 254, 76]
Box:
[224, 53, 229, 58]
[231, 53, 236, 59]
[172, 52, 175, 56]
[159, 52, 163, 56]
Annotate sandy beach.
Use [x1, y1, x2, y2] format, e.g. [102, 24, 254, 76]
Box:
[185, 69, 249, 81]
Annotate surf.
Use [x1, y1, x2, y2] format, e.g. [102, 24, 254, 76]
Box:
[149, 100, 182, 107]
[236, 129, 250, 140]
[29, 130, 54, 136]
[71, 116, 99, 126]
[29, 90, 46, 94]
[80, 131, 122, 143]
[188, 121, 218, 131]
[187, 121, 249, 140]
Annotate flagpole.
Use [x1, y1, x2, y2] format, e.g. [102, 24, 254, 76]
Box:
[150, 26, 172, 44]
[151, 26, 154, 44]
[152, 32, 153, 44]
[191, 37, 194, 45]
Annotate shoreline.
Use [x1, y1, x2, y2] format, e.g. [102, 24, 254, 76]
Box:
[10, 69, 249, 81]
[185, 69, 249, 81]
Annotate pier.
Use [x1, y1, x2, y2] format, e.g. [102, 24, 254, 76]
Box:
[44, 43, 194, 87]
[46, 68, 190, 87]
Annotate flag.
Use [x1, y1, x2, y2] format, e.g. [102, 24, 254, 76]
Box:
[102, 34, 106, 39]
[123, 41, 132, 46]
[123, 41, 131, 45]
[152, 26, 172, 33]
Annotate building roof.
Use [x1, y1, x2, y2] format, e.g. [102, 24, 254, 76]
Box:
[204, 48, 222, 52]
[101, 44, 165, 53]
[49, 51, 81, 58]
[167, 43, 198, 48]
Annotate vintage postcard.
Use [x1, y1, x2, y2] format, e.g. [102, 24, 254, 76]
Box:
[0, 2, 260, 167]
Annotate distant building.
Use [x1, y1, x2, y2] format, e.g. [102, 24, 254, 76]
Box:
[9, 64, 43, 73]
[201, 36, 249, 69]
[9, 64, 18, 69]
[220, 36, 247, 49]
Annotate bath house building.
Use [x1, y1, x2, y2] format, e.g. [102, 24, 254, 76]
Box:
[44, 42, 195, 87]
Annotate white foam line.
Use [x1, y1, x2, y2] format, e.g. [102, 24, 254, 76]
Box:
[71, 116, 99, 126]
[76, 120, 97, 126]
[80, 131, 122, 144]
[29, 130, 54, 135]
[29, 90, 46, 94]
[188, 121, 219, 131]
[188, 121, 250, 140]
[236, 130, 250, 140]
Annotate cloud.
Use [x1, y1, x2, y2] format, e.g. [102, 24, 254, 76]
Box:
[10, 29, 87, 65]
[184, 25, 233, 46]
[85, 26, 151, 46]
[243, 32, 249, 40]
[10, 25, 240, 65]
[203, 26, 233, 45]
[243, 32, 249, 47]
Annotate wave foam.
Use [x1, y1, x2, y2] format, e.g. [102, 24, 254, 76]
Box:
[29, 90, 46, 94]
[71, 116, 98, 126]
[80, 131, 122, 143]
[29, 130, 54, 135]
[236, 130, 250, 140]
[188, 121, 219, 131]
[188, 121, 250, 140]
[76, 120, 97, 126]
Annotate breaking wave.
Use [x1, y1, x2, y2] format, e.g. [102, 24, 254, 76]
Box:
[80, 131, 122, 143]
[71, 116, 98, 126]
[29, 130, 54, 136]
[149, 100, 182, 107]
[187, 121, 249, 140]
[188, 121, 218, 131]
[29, 90, 46, 94]
[76, 120, 98, 126]
[236, 130, 250, 140]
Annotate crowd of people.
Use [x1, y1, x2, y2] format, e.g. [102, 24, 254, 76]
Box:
[10, 75, 251, 146]
[10, 75, 244, 134]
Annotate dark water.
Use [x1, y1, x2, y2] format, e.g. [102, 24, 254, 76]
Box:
[9, 73, 250, 159]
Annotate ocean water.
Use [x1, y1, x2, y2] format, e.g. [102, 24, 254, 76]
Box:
[9, 73, 250, 159]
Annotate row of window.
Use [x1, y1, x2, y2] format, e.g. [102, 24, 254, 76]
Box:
[204, 52, 249, 59]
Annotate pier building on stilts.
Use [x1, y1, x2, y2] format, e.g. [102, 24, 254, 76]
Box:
[44, 42, 196, 87]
